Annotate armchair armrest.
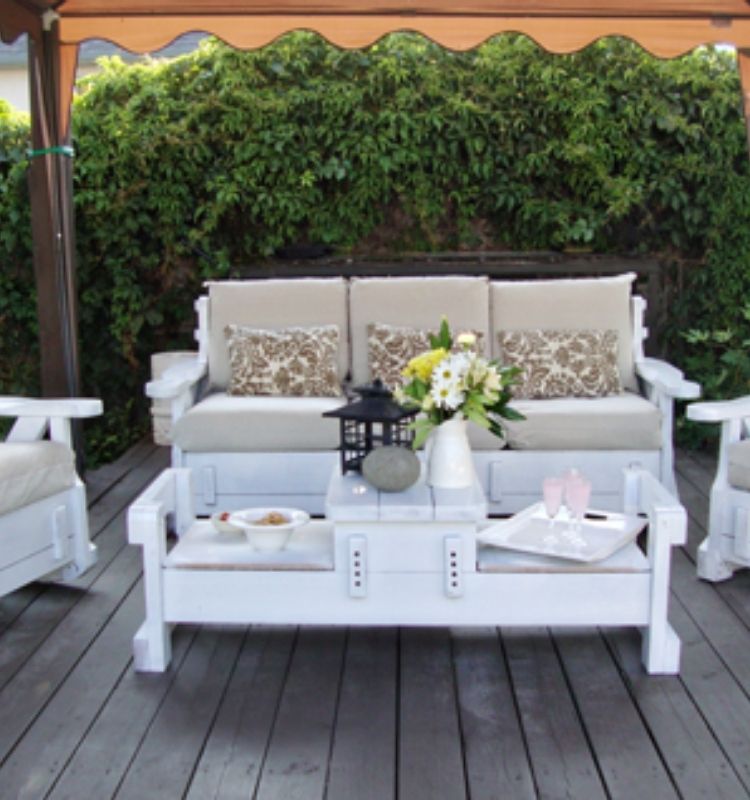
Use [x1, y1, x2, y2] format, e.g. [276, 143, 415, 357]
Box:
[0, 397, 103, 418]
[146, 355, 206, 400]
[635, 358, 700, 400]
[686, 396, 750, 424]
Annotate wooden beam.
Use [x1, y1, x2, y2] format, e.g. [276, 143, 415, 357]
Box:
[0, 0, 42, 43]
[60, 14, 750, 56]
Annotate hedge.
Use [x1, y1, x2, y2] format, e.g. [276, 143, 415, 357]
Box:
[0, 33, 749, 461]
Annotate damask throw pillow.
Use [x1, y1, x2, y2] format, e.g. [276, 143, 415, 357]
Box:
[224, 324, 343, 397]
[497, 329, 622, 399]
[367, 323, 485, 388]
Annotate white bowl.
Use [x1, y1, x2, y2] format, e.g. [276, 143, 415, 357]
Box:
[210, 512, 244, 535]
[227, 507, 310, 551]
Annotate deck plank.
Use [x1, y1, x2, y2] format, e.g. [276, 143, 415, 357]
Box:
[606, 626, 750, 800]
[399, 627, 467, 800]
[185, 626, 296, 800]
[326, 628, 398, 800]
[503, 627, 608, 800]
[553, 630, 679, 799]
[0, 581, 147, 798]
[46, 626, 197, 800]
[115, 627, 246, 800]
[452, 627, 536, 800]
[254, 627, 346, 800]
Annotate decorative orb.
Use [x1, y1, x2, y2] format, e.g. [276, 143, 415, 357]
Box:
[362, 446, 420, 492]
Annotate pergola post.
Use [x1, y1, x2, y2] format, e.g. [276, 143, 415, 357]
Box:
[26, 20, 80, 400]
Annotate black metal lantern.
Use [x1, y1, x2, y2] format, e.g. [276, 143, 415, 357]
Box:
[323, 379, 418, 474]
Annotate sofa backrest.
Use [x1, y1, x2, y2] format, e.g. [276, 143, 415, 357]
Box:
[205, 278, 350, 390]
[489, 272, 638, 392]
[349, 276, 490, 385]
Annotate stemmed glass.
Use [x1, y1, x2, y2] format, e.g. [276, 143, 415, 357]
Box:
[542, 477, 564, 526]
[565, 473, 592, 531]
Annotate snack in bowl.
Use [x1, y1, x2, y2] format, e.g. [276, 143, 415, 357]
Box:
[254, 511, 290, 526]
[228, 507, 309, 551]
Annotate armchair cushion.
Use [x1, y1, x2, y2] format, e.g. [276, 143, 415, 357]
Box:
[728, 440, 750, 491]
[500, 392, 661, 451]
[172, 393, 343, 451]
[0, 441, 76, 516]
[225, 324, 343, 397]
[497, 329, 622, 399]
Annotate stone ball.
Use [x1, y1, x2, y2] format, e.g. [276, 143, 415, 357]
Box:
[362, 446, 421, 493]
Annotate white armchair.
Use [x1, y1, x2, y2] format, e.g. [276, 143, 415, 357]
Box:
[0, 396, 103, 598]
[687, 397, 750, 581]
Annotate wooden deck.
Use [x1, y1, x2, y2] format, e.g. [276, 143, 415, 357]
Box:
[1, 442, 749, 800]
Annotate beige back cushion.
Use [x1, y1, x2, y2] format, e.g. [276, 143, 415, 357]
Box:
[349, 276, 490, 385]
[206, 278, 349, 389]
[490, 272, 637, 391]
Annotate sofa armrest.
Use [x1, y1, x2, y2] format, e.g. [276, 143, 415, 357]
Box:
[635, 358, 700, 400]
[686, 396, 750, 424]
[146, 355, 206, 400]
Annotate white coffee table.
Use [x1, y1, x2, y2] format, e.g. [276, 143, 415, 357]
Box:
[127, 464, 685, 674]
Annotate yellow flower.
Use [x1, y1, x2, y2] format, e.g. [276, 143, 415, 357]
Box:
[402, 348, 448, 382]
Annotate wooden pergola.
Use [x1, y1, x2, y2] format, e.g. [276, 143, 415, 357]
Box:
[3, 0, 750, 399]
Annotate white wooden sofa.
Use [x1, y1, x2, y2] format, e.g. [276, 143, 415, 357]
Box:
[0, 396, 102, 597]
[147, 273, 699, 515]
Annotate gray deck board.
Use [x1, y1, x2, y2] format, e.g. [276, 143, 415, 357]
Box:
[0, 442, 749, 798]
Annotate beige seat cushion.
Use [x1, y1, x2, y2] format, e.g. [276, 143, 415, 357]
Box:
[206, 278, 350, 390]
[495, 392, 662, 451]
[0, 441, 76, 517]
[728, 440, 750, 491]
[490, 273, 638, 392]
[172, 393, 344, 452]
[349, 276, 490, 385]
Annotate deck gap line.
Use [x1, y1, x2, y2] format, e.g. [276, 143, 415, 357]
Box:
[448, 627, 473, 800]
[181, 623, 253, 799]
[0, 575, 146, 772]
[42, 655, 134, 800]
[321, 625, 350, 800]
[84, 440, 159, 508]
[549, 627, 614, 799]
[671, 556, 750, 647]
[108, 625, 201, 800]
[671, 590, 750, 706]
[666, 603, 750, 796]
[497, 626, 540, 798]
[598, 628, 684, 799]
[250, 624, 302, 800]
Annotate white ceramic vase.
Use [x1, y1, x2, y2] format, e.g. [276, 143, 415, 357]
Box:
[426, 416, 475, 489]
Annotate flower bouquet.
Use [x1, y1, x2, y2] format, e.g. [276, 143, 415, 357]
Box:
[394, 318, 524, 449]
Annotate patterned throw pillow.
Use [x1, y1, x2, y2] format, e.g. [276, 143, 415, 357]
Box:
[367, 323, 485, 388]
[497, 329, 622, 399]
[224, 324, 343, 397]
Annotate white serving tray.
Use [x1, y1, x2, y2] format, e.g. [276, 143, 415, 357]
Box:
[477, 503, 647, 563]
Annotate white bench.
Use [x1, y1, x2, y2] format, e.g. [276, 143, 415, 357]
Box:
[128, 464, 686, 674]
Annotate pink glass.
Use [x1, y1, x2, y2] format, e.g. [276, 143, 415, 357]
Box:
[565, 475, 592, 529]
[542, 477, 564, 523]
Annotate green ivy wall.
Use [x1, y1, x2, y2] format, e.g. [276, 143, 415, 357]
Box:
[0, 34, 748, 460]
